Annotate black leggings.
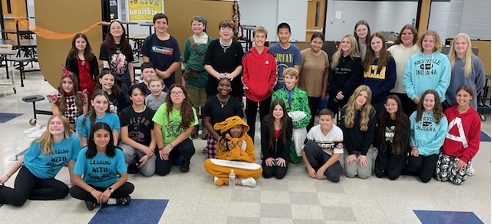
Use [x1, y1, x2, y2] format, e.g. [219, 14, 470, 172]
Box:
[155, 138, 196, 176]
[246, 97, 271, 143]
[307, 97, 321, 131]
[69, 182, 134, 202]
[261, 160, 289, 179]
[405, 154, 439, 183]
[0, 166, 69, 206]
[374, 150, 407, 180]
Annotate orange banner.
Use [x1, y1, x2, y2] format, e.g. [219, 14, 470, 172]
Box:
[15, 18, 105, 40]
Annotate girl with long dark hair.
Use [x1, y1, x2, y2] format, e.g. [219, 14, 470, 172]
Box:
[70, 122, 134, 211]
[374, 95, 410, 180]
[261, 99, 293, 179]
[66, 33, 99, 99]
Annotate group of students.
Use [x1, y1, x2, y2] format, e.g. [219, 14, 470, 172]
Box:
[0, 14, 484, 210]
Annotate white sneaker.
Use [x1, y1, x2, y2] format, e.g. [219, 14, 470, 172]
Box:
[240, 177, 256, 187]
[28, 125, 46, 138]
[467, 163, 475, 176]
[24, 124, 45, 134]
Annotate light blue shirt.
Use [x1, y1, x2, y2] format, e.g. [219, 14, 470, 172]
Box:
[74, 147, 127, 188]
[23, 133, 80, 179]
[76, 113, 120, 138]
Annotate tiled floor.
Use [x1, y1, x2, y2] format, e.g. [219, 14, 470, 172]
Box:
[0, 70, 490, 223]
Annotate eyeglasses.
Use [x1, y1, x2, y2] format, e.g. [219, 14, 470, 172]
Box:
[170, 91, 184, 96]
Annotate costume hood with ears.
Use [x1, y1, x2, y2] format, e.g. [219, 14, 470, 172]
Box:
[214, 116, 249, 137]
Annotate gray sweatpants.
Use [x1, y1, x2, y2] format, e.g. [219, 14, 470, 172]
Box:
[120, 143, 156, 177]
[344, 147, 375, 179]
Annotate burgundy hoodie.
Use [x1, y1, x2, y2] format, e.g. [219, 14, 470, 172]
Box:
[442, 105, 481, 163]
[242, 46, 277, 102]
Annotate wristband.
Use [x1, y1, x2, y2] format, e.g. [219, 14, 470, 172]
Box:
[90, 188, 94, 193]
[5, 174, 10, 178]
[158, 147, 165, 151]
[169, 143, 174, 149]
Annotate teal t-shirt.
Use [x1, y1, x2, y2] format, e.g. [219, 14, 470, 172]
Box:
[23, 133, 80, 179]
[76, 113, 121, 138]
[152, 103, 198, 145]
[74, 147, 127, 188]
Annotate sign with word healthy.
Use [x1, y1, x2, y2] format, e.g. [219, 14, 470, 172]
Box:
[128, 0, 163, 21]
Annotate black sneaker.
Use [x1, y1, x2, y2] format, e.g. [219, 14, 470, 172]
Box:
[127, 163, 138, 174]
[85, 200, 96, 211]
[180, 160, 190, 173]
[117, 196, 132, 205]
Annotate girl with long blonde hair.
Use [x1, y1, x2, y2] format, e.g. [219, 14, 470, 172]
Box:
[444, 33, 485, 110]
[0, 115, 81, 206]
[328, 35, 363, 115]
[340, 85, 376, 179]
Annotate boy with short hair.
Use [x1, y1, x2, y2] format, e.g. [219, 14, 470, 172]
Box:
[242, 26, 277, 142]
[141, 13, 181, 88]
[272, 67, 311, 164]
[139, 62, 157, 95]
[145, 76, 167, 111]
[301, 109, 344, 183]
[119, 84, 156, 176]
[183, 15, 214, 138]
[269, 23, 302, 91]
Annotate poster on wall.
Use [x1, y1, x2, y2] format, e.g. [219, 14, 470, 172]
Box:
[110, 0, 118, 19]
[128, 0, 164, 21]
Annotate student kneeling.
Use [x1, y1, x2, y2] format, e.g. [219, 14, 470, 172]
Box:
[301, 109, 344, 182]
[70, 122, 134, 211]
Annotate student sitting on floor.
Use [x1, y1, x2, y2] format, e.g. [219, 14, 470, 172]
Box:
[261, 99, 293, 179]
[405, 89, 447, 183]
[76, 89, 120, 147]
[302, 109, 344, 183]
[153, 84, 198, 175]
[119, 84, 156, 176]
[374, 95, 410, 180]
[145, 76, 167, 111]
[204, 116, 262, 187]
[0, 115, 80, 206]
[271, 67, 311, 164]
[436, 85, 481, 184]
[48, 67, 88, 132]
[95, 69, 129, 114]
[138, 62, 158, 95]
[70, 122, 134, 211]
[340, 85, 376, 179]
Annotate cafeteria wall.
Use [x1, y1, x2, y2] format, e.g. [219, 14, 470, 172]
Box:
[35, 0, 102, 88]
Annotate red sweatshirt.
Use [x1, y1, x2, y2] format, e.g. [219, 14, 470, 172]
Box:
[242, 46, 277, 102]
[442, 105, 481, 163]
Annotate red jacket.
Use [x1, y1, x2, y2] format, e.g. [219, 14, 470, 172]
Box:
[242, 46, 277, 102]
[442, 105, 481, 163]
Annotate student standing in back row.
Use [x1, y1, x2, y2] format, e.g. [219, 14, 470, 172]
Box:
[142, 13, 181, 88]
[242, 26, 277, 142]
[403, 30, 451, 112]
[387, 24, 419, 116]
[204, 20, 244, 99]
[269, 23, 302, 91]
[299, 33, 329, 131]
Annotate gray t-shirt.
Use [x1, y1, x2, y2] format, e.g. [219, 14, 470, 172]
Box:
[145, 93, 167, 111]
